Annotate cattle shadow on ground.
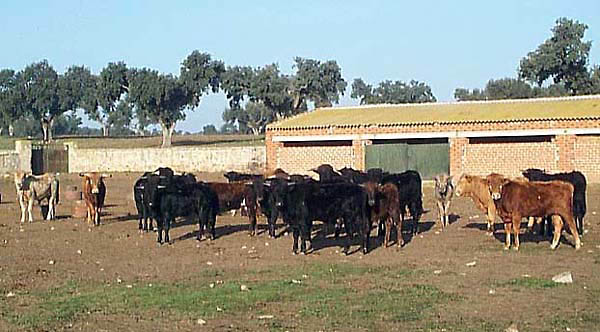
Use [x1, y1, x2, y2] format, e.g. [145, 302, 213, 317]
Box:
[173, 223, 252, 243]
[448, 214, 460, 225]
[463, 222, 489, 232]
[103, 213, 139, 224]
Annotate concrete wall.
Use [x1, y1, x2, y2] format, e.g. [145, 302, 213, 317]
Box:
[67, 144, 266, 173]
[0, 150, 19, 173]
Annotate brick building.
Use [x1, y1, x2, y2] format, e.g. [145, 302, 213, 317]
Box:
[265, 95, 600, 182]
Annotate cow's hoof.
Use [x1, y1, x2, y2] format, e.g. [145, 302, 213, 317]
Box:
[503, 246, 510, 250]
[512, 246, 519, 251]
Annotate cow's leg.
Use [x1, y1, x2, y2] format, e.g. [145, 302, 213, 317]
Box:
[292, 225, 300, 255]
[526, 217, 534, 233]
[164, 216, 171, 244]
[248, 204, 257, 237]
[560, 213, 581, 250]
[342, 219, 353, 255]
[46, 197, 54, 221]
[436, 201, 444, 229]
[503, 222, 512, 250]
[27, 197, 34, 223]
[409, 203, 420, 235]
[18, 194, 26, 223]
[95, 207, 101, 226]
[486, 205, 496, 236]
[362, 217, 370, 255]
[550, 215, 563, 250]
[268, 210, 278, 238]
[512, 216, 522, 251]
[384, 217, 391, 248]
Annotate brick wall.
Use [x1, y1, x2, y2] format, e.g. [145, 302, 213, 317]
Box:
[461, 138, 558, 177]
[276, 143, 354, 175]
[267, 118, 600, 182]
[573, 135, 600, 183]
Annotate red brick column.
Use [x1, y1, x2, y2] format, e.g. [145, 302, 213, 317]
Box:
[352, 139, 371, 171]
[265, 131, 283, 173]
[555, 134, 576, 172]
[449, 137, 468, 176]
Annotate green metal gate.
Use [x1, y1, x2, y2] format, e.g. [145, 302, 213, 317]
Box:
[366, 139, 449, 179]
[31, 142, 69, 175]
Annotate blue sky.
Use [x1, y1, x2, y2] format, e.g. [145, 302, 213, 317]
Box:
[1, 0, 599, 132]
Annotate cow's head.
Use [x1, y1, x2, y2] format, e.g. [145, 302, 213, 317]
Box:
[251, 176, 266, 202]
[486, 173, 508, 201]
[361, 181, 378, 207]
[453, 174, 470, 197]
[79, 172, 111, 194]
[434, 174, 452, 197]
[13, 171, 28, 192]
[268, 178, 289, 209]
[521, 168, 545, 181]
[310, 164, 338, 181]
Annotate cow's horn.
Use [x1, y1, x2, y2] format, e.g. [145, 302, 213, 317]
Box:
[101, 173, 112, 178]
[157, 185, 167, 189]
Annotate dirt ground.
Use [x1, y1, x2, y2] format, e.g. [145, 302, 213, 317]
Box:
[1, 172, 599, 331]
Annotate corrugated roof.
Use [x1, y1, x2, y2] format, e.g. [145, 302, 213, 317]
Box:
[267, 95, 600, 130]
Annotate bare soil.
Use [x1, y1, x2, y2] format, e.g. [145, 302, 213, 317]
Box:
[1, 172, 599, 331]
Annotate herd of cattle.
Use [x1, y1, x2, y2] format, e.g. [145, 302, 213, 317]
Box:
[6, 165, 588, 254]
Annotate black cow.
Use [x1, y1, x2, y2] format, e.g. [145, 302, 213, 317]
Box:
[223, 171, 263, 183]
[338, 167, 370, 184]
[133, 167, 177, 232]
[153, 181, 217, 245]
[311, 164, 348, 183]
[133, 171, 154, 232]
[268, 180, 370, 255]
[144, 171, 197, 244]
[522, 168, 587, 236]
[366, 168, 389, 183]
[381, 170, 424, 236]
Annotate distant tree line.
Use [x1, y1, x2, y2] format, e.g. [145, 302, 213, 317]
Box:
[1, 17, 598, 146]
[455, 18, 600, 101]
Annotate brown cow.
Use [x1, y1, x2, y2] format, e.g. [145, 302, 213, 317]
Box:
[206, 182, 259, 236]
[486, 175, 581, 251]
[454, 174, 497, 235]
[13, 171, 59, 223]
[363, 182, 403, 248]
[80, 172, 111, 226]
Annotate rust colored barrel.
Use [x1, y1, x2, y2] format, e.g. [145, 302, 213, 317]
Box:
[72, 200, 87, 218]
[64, 185, 82, 201]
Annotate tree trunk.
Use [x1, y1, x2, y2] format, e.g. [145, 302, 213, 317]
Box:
[41, 118, 52, 142]
[160, 122, 175, 148]
[103, 124, 110, 137]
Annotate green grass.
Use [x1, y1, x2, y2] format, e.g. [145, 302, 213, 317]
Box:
[498, 277, 559, 289]
[0, 263, 458, 331]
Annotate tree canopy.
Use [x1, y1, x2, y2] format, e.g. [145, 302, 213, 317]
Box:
[519, 18, 594, 95]
[221, 58, 346, 134]
[454, 78, 568, 101]
[127, 68, 189, 147]
[351, 79, 436, 104]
